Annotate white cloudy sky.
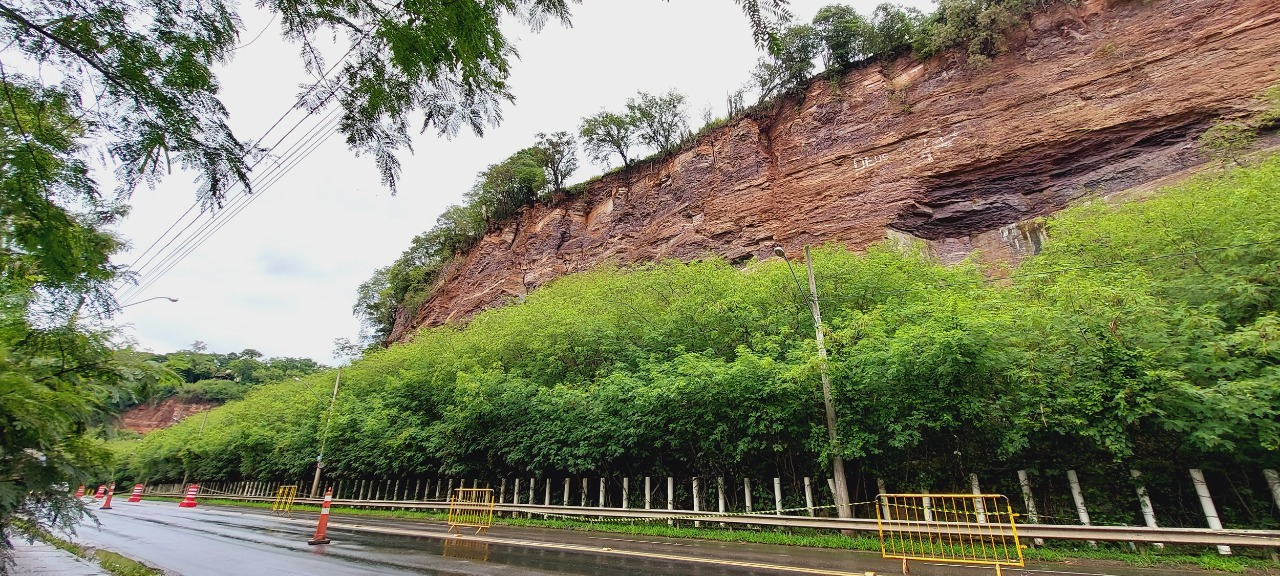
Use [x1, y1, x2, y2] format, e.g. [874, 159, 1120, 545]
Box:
[107, 0, 936, 363]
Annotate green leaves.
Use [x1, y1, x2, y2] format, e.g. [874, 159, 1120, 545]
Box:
[0, 0, 251, 203]
[131, 156, 1280, 495]
[579, 110, 637, 169]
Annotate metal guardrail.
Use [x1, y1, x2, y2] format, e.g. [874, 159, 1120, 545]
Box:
[150, 492, 1280, 548]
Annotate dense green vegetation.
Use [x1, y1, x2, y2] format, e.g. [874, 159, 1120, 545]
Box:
[0, 74, 161, 562]
[128, 156, 1280, 530]
[124, 344, 326, 404]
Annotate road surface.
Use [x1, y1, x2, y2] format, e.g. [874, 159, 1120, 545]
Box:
[67, 500, 1217, 576]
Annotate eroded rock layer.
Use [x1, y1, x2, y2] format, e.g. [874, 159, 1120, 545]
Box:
[390, 0, 1280, 342]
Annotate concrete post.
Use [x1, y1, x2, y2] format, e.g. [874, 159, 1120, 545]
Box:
[667, 476, 675, 526]
[804, 477, 815, 516]
[1190, 469, 1232, 555]
[1264, 469, 1280, 512]
[744, 478, 753, 513]
[693, 477, 702, 527]
[877, 478, 890, 519]
[773, 477, 782, 515]
[1067, 470, 1096, 548]
[563, 478, 570, 505]
[544, 478, 551, 506]
[1016, 470, 1044, 546]
[1130, 469, 1162, 549]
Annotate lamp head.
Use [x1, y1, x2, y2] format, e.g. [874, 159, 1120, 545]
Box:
[773, 246, 786, 258]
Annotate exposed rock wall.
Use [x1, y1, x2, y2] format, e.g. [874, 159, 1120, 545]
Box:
[390, 0, 1280, 342]
[119, 396, 218, 434]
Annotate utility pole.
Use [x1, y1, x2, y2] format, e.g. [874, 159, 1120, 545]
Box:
[310, 368, 341, 499]
[775, 246, 852, 519]
[804, 246, 853, 519]
[180, 409, 209, 487]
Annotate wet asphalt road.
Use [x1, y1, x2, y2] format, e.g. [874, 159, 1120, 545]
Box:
[68, 500, 1222, 576]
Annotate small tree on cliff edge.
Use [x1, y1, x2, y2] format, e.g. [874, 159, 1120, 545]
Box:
[627, 90, 689, 155]
[534, 131, 579, 194]
[580, 111, 637, 170]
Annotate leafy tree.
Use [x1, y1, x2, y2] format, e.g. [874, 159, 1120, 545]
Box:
[625, 90, 689, 155]
[534, 131, 579, 193]
[0, 77, 123, 320]
[812, 4, 871, 68]
[579, 111, 637, 169]
[866, 3, 925, 57]
[752, 24, 820, 101]
[129, 156, 1280, 525]
[0, 76, 145, 562]
[919, 0, 1040, 62]
[0, 0, 250, 203]
[474, 147, 548, 220]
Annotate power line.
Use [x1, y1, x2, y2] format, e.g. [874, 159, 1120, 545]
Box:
[118, 106, 343, 301]
[119, 109, 344, 301]
[115, 32, 369, 300]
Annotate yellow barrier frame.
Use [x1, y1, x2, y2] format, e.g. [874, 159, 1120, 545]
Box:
[271, 485, 298, 515]
[447, 488, 495, 535]
[876, 493, 1024, 575]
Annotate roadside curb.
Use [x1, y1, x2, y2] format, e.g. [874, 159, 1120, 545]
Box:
[9, 538, 110, 575]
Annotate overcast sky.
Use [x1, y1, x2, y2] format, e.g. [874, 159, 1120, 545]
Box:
[107, 0, 937, 363]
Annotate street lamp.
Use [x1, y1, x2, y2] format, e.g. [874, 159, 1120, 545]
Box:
[119, 296, 179, 309]
[774, 245, 853, 520]
[310, 368, 341, 498]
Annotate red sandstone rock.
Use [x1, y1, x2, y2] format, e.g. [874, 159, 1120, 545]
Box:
[390, 0, 1280, 343]
[118, 396, 218, 434]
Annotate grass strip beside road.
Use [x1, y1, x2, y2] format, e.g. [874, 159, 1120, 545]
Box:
[180, 497, 1278, 573]
[16, 522, 163, 576]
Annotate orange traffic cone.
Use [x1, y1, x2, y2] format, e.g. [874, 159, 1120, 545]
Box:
[73, 485, 85, 498]
[127, 484, 144, 502]
[178, 484, 199, 508]
[92, 485, 105, 499]
[307, 487, 333, 545]
[100, 483, 115, 510]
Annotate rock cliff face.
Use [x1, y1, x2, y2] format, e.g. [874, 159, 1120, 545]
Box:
[119, 397, 218, 434]
[390, 0, 1280, 343]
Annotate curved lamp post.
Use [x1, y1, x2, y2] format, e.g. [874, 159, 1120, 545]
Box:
[774, 246, 852, 520]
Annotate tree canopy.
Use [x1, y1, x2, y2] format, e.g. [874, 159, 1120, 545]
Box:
[130, 157, 1280, 531]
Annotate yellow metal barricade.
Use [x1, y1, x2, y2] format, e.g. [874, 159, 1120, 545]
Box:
[876, 493, 1024, 575]
[447, 488, 495, 535]
[271, 485, 298, 515]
